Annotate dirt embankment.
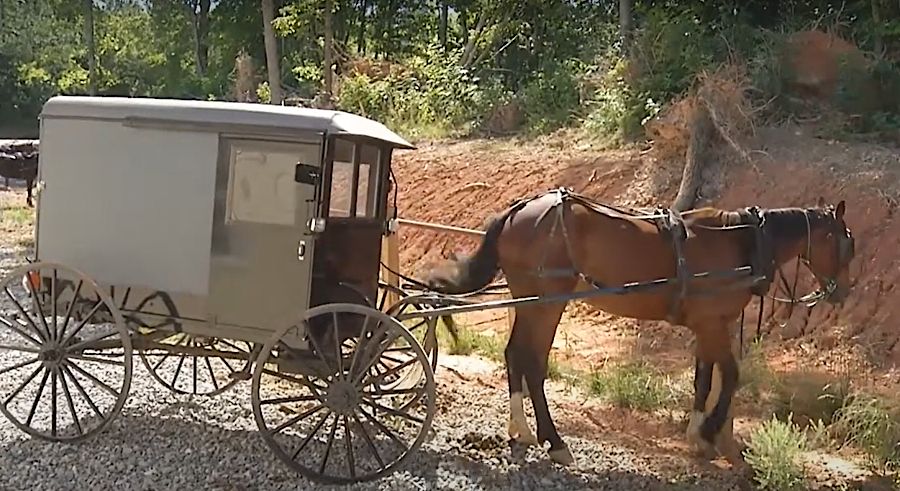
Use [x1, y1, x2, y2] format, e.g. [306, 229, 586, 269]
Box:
[391, 125, 900, 366]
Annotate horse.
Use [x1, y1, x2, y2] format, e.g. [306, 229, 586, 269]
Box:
[0, 140, 39, 207]
[422, 188, 855, 470]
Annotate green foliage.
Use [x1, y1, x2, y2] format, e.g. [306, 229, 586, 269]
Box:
[829, 393, 900, 472]
[3, 0, 900, 141]
[518, 59, 585, 134]
[744, 416, 809, 491]
[588, 361, 679, 411]
[335, 46, 506, 139]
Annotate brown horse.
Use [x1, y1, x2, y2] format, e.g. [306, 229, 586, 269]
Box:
[0, 140, 39, 207]
[423, 188, 855, 470]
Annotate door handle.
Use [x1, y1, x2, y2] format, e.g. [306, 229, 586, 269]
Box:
[298, 240, 307, 261]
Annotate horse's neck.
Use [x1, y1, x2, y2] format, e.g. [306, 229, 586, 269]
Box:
[765, 208, 815, 266]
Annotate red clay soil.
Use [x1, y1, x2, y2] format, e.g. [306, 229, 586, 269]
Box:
[391, 125, 900, 367]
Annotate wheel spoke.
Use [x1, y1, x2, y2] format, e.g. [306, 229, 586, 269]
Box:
[271, 404, 326, 436]
[351, 413, 385, 468]
[0, 356, 40, 376]
[203, 356, 220, 392]
[343, 415, 356, 479]
[5, 286, 47, 342]
[24, 271, 53, 343]
[50, 369, 58, 437]
[260, 395, 319, 405]
[66, 354, 124, 367]
[356, 402, 410, 450]
[332, 312, 344, 380]
[57, 280, 83, 342]
[60, 300, 105, 347]
[62, 365, 103, 417]
[289, 410, 331, 460]
[361, 396, 424, 424]
[58, 367, 83, 436]
[0, 316, 41, 347]
[3, 364, 42, 405]
[362, 357, 419, 389]
[25, 368, 50, 426]
[50, 269, 58, 340]
[64, 331, 121, 352]
[318, 411, 340, 475]
[64, 359, 120, 399]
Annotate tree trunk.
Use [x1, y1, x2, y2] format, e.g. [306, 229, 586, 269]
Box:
[460, 8, 469, 48]
[672, 105, 713, 212]
[357, 0, 368, 54]
[84, 0, 96, 95]
[192, 0, 211, 78]
[619, 0, 633, 56]
[461, 13, 487, 68]
[322, 0, 334, 105]
[871, 0, 883, 54]
[262, 0, 283, 104]
[438, 3, 448, 47]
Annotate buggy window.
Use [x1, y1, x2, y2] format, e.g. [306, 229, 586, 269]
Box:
[329, 138, 382, 218]
[226, 140, 319, 226]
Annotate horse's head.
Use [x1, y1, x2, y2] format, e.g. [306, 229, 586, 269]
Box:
[803, 198, 855, 304]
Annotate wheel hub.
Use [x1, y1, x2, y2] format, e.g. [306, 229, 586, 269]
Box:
[40, 347, 64, 365]
[324, 380, 359, 415]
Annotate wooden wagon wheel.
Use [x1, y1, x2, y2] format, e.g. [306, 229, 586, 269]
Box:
[251, 303, 435, 484]
[376, 281, 443, 372]
[138, 334, 255, 397]
[0, 262, 133, 442]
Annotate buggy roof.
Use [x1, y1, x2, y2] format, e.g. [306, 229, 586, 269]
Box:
[40, 95, 415, 150]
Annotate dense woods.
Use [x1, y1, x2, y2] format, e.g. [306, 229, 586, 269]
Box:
[2, 0, 900, 140]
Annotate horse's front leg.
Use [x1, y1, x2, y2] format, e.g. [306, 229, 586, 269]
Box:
[691, 320, 748, 472]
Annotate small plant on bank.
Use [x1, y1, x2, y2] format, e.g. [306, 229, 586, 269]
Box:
[829, 392, 900, 473]
[744, 415, 809, 491]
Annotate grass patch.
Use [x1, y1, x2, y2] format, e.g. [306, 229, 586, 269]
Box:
[588, 360, 680, 411]
[0, 205, 34, 228]
[744, 416, 809, 491]
[771, 370, 852, 430]
[829, 392, 900, 473]
[740, 337, 778, 398]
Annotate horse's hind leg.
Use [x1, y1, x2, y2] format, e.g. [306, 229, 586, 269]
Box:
[516, 299, 573, 465]
[505, 318, 538, 446]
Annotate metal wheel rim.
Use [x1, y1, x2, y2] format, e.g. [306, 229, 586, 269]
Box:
[0, 261, 133, 442]
[251, 302, 436, 484]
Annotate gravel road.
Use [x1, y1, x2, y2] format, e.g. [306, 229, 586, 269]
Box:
[0, 246, 747, 491]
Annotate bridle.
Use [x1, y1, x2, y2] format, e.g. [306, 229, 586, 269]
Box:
[768, 206, 854, 310]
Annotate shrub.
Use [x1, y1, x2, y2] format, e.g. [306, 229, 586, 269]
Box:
[744, 416, 808, 491]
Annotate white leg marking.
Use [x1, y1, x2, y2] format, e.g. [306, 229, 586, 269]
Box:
[521, 375, 530, 398]
[686, 410, 705, 444]
[508, 392, 539, 446]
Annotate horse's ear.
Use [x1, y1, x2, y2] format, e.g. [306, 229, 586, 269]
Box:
[835, 200, 845, 220]
[816, 196, 826, 208]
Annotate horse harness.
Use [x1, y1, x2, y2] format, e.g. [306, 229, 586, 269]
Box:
[519, 188, 777, 329]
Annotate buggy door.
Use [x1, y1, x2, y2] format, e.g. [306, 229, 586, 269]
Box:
[310, 137, 389, 308]
[207, 137, 322, 333]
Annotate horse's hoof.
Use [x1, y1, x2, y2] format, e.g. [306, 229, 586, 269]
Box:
[508, 418, 539, 446]
[548, 447, 575, 466]
[509, 432, 540, 447]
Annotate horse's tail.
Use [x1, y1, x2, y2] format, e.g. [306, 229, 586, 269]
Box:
[427, 209, 510, 295]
